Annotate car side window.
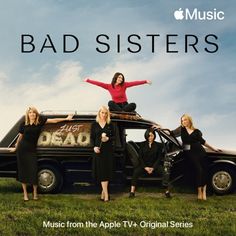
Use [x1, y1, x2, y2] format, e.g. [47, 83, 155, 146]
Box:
[157, 132, 181, 153]
[125, 129, 161, 141]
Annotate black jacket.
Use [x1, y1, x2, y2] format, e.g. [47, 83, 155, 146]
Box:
[138, 141, 163, 169]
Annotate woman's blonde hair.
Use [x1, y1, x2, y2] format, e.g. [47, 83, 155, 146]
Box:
[25, 106, 40, 125]
[181, 114, 195, 130]
[96, 106, 111, 124]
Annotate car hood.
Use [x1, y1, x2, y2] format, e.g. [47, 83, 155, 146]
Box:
[205, 148, 236, 156]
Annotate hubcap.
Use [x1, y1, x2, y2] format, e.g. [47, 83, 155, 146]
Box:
[212, 171, 232, 191]
[38, 169, 55, 189]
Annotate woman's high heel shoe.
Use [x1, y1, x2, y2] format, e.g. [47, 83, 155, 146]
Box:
[24, 196, 29, 201]
[103, 195, 110, 202]
[165, 191, 171, 198]
[33, 193, 39, 200]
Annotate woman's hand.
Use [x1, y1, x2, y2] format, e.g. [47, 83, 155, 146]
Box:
[9, 147, 16, 152]
[212, 148, 222, 152]
[84, 78, 90, 82]
[148, 167, 154, 174]
[101, 137, 109, 142]
[152, 124, 162, 130]
[204, 142, 222, 152]
[144, 167, 153, 174]
[101, 133, 109, 142]
[94, 147, 100, 154]
[66, 114, 74, 120]
[146, 80, 152, 85]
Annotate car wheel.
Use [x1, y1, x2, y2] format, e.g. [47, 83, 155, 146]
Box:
[209, 166, 236, 195]
[37, 165, 63, 193]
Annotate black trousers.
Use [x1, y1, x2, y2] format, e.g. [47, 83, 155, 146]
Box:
[131, 165, 169, 187]
[108, 101, 136, 112]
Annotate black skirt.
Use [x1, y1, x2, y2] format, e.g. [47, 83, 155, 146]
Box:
[16, 116, 47, 185]
[92, 141, 114, 182]
[17, 141, 38, 185]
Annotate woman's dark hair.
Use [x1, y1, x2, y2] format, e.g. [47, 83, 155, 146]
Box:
[144, 128, 156, 141]
[111, 72, 125, 88]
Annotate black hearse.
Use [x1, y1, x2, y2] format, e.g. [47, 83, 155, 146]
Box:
[0, 111, 235, 194]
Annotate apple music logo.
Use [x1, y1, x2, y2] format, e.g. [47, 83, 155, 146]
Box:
[174, 8, 185, 20]
[174, 8, 224, 21]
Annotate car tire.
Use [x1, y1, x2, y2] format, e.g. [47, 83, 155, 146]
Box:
[37, 164, 63, 193]
[209, 166, 236, 195]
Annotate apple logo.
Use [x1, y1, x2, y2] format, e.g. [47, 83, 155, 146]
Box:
[174, 8, 184, 20]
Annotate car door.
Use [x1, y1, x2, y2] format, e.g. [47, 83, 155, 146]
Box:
[155, 129, 186, 185]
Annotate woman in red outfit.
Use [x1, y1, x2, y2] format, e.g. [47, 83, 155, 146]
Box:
[85, 72, 151, 112]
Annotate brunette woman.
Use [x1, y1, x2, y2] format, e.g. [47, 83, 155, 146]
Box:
[129, 128, 171, 198]
[85, 72, 151, 112]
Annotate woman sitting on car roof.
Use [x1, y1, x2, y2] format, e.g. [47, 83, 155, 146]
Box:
[84, 72, 151, 113]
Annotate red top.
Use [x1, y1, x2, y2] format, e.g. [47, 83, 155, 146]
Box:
[86, 79, 148, 103]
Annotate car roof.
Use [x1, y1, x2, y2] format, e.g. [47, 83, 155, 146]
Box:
[0, 111, 159, 147]
[40, 110, 159, 126]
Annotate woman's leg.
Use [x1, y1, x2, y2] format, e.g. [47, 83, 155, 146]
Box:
[158, 165, 171, 198]
[202, 185, 207, 200]
[123, 103, 136, 112]
[101, 181, 109, 201]
[33, 185, 38, 200]
[196, 156, 208, 200]
[197, 187, 203, 200]
[108, 101, 122, 111]
[130, 186, 136, 193]
[200, 156, 208, 200]
[100, 190, 105, 200]
[130, 167, 144, 197]
[22, 183, 29, 201]
[189, 154, 205, 200]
